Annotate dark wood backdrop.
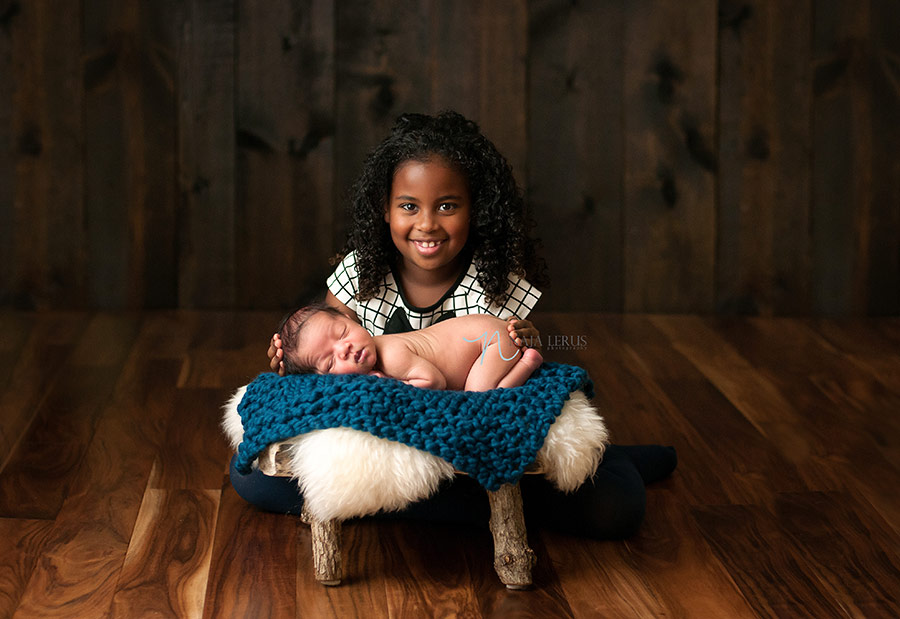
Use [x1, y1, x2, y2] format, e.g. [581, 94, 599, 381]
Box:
[1, 0, 898, 315]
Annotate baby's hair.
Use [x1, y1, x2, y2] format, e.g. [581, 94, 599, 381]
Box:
[277, 302, 344, 375]
[337, 110, 547, 306]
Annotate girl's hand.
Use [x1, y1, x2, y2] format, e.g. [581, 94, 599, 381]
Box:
[267, 333, 286, 376]
[507, 318, 542, 352]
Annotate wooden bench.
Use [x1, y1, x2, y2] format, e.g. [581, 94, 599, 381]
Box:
[258, 441, 537, 589]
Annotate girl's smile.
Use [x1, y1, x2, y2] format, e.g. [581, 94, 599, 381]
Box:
[384, 158, 471, 281]
[411, 239, 445, 256]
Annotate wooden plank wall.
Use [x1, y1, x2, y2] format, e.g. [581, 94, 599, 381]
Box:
[0, 0, 897, 315]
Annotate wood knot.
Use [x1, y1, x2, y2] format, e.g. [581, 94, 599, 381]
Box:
[653, 55, 684, 105]
[656, 166, 678, 208]
[369, 76, 395, 120]
[18, 124, 42, 156]
[1, 0, 21, 30]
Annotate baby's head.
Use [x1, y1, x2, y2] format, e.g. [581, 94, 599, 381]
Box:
[278, 303, 377, 375]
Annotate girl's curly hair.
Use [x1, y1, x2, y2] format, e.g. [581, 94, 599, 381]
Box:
[337, 111, 547, 307]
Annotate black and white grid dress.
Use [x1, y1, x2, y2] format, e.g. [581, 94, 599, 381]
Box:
[327, 251, 541, 336]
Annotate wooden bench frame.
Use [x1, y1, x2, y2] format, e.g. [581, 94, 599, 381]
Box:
[258, 441, 537, 589]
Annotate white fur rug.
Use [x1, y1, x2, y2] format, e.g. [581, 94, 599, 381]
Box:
[222, 387, 608, 521]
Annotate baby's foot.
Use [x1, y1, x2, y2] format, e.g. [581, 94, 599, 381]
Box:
[520, 347, 543, 369]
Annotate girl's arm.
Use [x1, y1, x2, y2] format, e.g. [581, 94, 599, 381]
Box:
[325, 290, 361, 322]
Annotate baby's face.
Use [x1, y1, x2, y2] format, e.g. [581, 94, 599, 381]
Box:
[295, 312, 377, 375]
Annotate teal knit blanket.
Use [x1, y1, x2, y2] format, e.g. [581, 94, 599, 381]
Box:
[235, 362, 593, 491]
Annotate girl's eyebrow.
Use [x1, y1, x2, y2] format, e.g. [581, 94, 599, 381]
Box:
[393, 194, 463, 202]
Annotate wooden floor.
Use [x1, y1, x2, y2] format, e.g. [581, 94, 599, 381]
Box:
[1, 311, 899, 618]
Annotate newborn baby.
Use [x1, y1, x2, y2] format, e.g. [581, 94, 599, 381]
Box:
[278, 304, 543, 391]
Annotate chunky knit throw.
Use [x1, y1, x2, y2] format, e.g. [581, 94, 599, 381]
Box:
[235, 362, 593, 491]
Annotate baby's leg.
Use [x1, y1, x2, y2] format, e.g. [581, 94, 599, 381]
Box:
[464, 338, 543, 391]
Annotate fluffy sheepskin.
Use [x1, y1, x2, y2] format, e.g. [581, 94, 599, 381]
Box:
[221, 386, 607, 521]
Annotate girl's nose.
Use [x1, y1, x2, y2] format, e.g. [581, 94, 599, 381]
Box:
[415, 211, 437, 231]
[335, 340, 351, 359]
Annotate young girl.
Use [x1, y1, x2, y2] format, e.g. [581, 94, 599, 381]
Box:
[233, 111, 676, 539]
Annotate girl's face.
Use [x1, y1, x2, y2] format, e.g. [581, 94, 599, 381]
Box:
[384, 158, 471, 279]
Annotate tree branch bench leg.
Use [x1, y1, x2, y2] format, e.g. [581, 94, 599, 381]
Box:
[301, 505, 342, 586]
[486, 482, 536, 589]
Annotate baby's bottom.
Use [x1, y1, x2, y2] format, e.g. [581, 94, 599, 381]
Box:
[464, 345, 543, 391]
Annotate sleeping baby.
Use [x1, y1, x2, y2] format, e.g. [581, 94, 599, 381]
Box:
[278, 303, 543, 391]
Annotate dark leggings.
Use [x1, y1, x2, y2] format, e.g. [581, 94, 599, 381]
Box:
[228, 444, 675, 540]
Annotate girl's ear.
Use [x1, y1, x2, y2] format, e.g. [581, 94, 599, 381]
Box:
[383, 203, 391, 223]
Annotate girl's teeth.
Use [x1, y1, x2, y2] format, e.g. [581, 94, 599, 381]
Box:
[417, 241, 439, 247]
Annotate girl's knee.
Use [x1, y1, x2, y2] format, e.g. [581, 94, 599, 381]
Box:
[228, 454, 305, 515]
[521, 456, 648, 540]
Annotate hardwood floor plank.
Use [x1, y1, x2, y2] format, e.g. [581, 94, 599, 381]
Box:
[623, 490, 757, 617]
[0, 314, 141, 518]
[203, 483, 297, 618]
[111, 489, 220, 618]
[542, 314, 802, 508]
[692, 502, 851, 618]
[650, 316, 847, 491]
[377, 520, 482, 617]
[293, 523, 373, 618]
[301, 519, 392, 617]
[539, 489, 756, 618]
[150, 388, 233, 490]
[0, 312, 33, 389]
[874, 319, 900, 348]
[0, 439, 86, 520]
[13, 521, 130, 618]
[537, 530, 666, 618]
[808, 319, 900, 397]
[177, 311, 276, 390]
[14, 319, 182, 616]
[597, 315, 807, 504]
[0, 518, 54, 618]
[713, 317, 900, 448]
[132, 311, 205, 359]
[706, 318, 900, 533]
[775, 491, 900, 617]
[429, 517, 574, 619]
[0, 312, 89, 473]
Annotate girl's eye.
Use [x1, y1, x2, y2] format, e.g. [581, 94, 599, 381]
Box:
[399, 203, 417, 212]
[438, 203, 457, 212]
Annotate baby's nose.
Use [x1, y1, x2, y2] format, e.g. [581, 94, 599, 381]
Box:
[335, 341, 351, 358]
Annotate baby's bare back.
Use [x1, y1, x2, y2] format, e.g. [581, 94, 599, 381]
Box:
[382, 315, 513, 389]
